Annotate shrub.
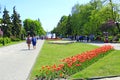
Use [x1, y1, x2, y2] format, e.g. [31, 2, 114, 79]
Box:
[108, 36, 113, 42]
[0, 38, 3, 44]
[4, 37, 11, 44]
[0, 37, 11, 45]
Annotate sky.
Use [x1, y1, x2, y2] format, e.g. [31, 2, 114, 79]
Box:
[0, 0, 91, 31]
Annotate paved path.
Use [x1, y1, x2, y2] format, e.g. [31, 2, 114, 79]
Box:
[97, 76, 120, 80]
[88, 42, 120, 50]
[0, 40, 44, 80]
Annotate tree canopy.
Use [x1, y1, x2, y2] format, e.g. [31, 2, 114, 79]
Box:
[11, 6, 22, 39]
[52, 0, 120, 37]
[0, 6, 46, 41]
[23, 18, 46, 36]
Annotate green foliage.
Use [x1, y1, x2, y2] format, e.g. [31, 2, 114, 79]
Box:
[11, 6, 22, 39]
[23, 19, 45, 36]
[117, 34, 120, 38]
[1, 6, 23, 42]
[52, 0, 120, 37]
[108, 36, 113, 42]
[52, 15, 68, 37]
[4, 37, 11, 44]
[0, 37, 11, 44]
[1, 6, 46, 43]
[66, 15, 72, 36]
[2, 8, 12, 37]
[0, 38, 3, 44]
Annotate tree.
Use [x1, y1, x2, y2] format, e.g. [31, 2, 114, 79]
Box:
[2, 7, 12, 37]
[71, 3, 94, 35]
[66, 15, 72, 36]
[23, 18, 45, 36]
[102, 0, 120, 32]
[52, 0, 120, 37]
[23, 19, 32, 35]
[52, 15, 68, 37]
[11, 6, 22, 39]
[37, 18, 44, 35]
[21, 27, 26, 40]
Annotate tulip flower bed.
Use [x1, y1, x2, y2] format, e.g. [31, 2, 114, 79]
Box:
[35, 45, 113, 80]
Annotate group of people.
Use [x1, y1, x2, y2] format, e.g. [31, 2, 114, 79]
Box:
[26, 35, 37, 50]
[75, 35, 95, 42]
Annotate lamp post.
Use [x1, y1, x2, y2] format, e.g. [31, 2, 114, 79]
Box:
[0, 23, 7, 46]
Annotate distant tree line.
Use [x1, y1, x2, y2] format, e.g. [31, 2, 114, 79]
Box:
[51, 0, 120, 38]
[0, 6, 45, 41]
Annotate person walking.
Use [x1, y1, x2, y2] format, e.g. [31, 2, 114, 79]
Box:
[32, 35, 37, 49]
[26, 35, 31, 50]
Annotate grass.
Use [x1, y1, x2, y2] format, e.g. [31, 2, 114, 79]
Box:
[70, 50, 120, 80]
[29, 41, 98, 79]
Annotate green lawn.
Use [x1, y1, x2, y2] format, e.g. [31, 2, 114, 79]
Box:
[29, 41, 98, 79]
[70, 50, 120, 80]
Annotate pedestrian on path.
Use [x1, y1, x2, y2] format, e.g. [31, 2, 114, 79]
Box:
[32, 35, 37, 49]
[26, 35, 31, 50]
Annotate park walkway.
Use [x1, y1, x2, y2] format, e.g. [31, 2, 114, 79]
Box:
[0, 40, 44, 80]
[88, 42, 120, 50]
